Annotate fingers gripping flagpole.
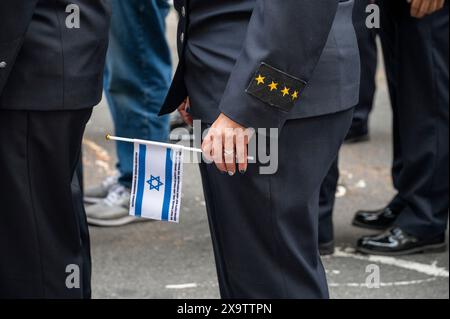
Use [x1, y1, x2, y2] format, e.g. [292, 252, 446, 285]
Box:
[106, 134, 255, 160]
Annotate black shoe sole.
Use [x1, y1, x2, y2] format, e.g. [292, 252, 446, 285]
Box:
[352, 219, 391, 231]
[356, 242, 448, 256]
[319, 241, 335, 256]
[344, 134, 370, 144]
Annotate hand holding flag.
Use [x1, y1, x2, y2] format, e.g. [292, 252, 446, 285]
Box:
[106, 135, 254, 223]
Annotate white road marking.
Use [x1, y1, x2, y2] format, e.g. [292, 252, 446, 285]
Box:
[336, 186, 347, 198]
[355, 180, 367, 189]
[329, 277, 437, 288]
[171, 246, 447, 290]
[326, 270, 341, 275]
[166, 283, 198, 289]
[334, 247, 449, 278]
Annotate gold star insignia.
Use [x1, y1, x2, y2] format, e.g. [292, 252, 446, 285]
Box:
[268, 81, 278, 91]
[281, 87, 290, 97]
[292, 90, 299, 101]
[255, 75, 265, 85]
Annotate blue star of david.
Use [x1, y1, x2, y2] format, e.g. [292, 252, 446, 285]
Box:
[147, 175, 164, 191]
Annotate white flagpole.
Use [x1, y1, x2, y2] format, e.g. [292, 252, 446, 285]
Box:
[106, 134, 202, 153]
[106, 134, 255, 160]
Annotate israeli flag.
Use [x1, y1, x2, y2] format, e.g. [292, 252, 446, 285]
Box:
[129, 143, 184, 223]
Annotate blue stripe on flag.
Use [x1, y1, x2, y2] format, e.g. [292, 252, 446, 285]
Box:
[161, 148, 173, 221]
[135, 144, 147, 217]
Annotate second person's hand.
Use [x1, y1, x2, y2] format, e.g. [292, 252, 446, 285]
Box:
[177, 97, 193, 126]
[408, 0, 445, 18]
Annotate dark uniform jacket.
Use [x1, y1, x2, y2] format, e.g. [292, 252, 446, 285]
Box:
[0, 0, 111, 111]
[161, 0, 360, 130]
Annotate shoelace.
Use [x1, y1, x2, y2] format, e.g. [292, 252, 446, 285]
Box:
[102, 175, 119, 189]
[104, 184, 129, 207]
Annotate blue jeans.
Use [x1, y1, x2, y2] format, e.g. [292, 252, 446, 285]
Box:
[104, 0, 172, 188]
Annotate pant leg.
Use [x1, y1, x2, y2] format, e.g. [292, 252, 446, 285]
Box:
[104, 0, 172, 188]
[317, 0, 377, 241]
[73, 158, 92, 298]
[318, 158, 339, 244]
[378, 0, 404, 196]
[0, 108, 92, 298]
[350, 0, 378, 134]
[380, 0, 449, 237]
[199, 108, 354, 299]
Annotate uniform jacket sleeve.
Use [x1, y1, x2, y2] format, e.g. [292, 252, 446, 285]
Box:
[0, 0, 38, 96]
[218, 0, 340, 130]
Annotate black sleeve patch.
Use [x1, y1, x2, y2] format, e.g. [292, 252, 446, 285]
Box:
[245, 63, 307, 112]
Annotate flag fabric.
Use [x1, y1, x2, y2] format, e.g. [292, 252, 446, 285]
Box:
[129, 143, 184, 223]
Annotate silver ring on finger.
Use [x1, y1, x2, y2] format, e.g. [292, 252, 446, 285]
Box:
[224, 149, 234, 156]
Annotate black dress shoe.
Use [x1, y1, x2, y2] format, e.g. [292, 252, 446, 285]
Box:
[319, 240, 335, 256]
[357, 227, 447, 256]
[352, 206, 401, 230]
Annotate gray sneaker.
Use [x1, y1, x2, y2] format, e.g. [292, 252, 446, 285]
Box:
[86, 184, 151, 227]
[84, 175, 119, 204]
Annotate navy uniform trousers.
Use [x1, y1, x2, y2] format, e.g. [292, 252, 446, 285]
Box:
[319, 0, 378, 243]
[0, 109, 92, 298]
[349, 0, 378, 136]
[379, 0, 449, 238]
[200, 109, 353, 299]
[320, 0, 449, 242]
[0, 0, 109, 297]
